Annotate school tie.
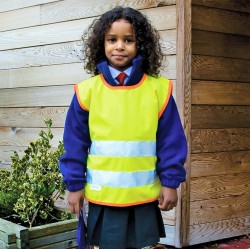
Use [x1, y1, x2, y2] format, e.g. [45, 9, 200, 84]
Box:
[116, 72, 127, 85]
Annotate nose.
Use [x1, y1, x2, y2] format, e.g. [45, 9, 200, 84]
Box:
[116, 40, 124, 50]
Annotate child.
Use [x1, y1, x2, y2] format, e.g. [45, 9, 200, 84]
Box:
[60, 6, 187, 249]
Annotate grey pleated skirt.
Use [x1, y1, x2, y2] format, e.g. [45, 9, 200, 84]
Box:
[86, 201, 166, 249]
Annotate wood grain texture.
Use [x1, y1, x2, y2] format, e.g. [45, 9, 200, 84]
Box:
[192, 55, 250, 82]
[191, 105, 250, 129]
[0, 41, 83, 70]
[190, 173, 250, 201]
[189, 216, 250, 245]
[191, 128, 250, 153]
[192, 0, 250, 13]
[0, 0, 61, 12]
[190, 194, 250, 225]
[192, 81, 250, 105]
[0, 85, 74, 108]
[0, 18, 93, 51]
[0, 6, 40, 32]
[175, 0, 192, 247]
[0, 127, 63, 147]
[41, 0, 176, 24]
[0, 62, 90, 89]
[0, 30, 176, 70]
[0, 1, 176, 31]
[0, 6, 176, 51]
[192, 5, 250, 36]
[192, 29, 250, 59]
[191, 151, 250, 178]
[0, 107, 68, 127]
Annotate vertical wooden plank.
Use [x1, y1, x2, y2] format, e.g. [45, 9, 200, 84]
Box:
[175, 0, 192, 247]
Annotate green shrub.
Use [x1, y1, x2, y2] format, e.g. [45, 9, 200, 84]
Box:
[0, 119, 67, 228]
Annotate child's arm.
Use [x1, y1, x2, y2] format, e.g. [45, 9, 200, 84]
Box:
[156, 95, 187, 211]
[60, 94, 90, 215]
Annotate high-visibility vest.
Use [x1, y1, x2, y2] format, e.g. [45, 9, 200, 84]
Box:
[75, 73, 173, 207]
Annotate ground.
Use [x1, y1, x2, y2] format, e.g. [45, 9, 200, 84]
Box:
[156, 235, 250, 249]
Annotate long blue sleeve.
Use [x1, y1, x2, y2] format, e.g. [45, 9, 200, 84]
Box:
[60, 94, 91, 192]
[156, 95, 187, 188]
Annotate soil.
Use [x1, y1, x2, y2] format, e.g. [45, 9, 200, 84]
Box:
[0, 210, 60, 228]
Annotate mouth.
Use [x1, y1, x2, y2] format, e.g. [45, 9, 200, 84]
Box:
[112, 55, 126, 59]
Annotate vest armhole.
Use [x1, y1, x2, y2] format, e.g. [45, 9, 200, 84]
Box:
[74, 84, 89, 111]
[158, 80, 173, 119]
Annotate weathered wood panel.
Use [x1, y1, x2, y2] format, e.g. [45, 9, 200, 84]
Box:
[192, 0, 250, 13]
[0, 85, 73, 108]
[192, 55, 250, 82]
[192, 105, 250, 129]
[192, 81, 250, 105]
[190, 0, 250, 246]
[0, 30, 176, 70]
[0, 0, 176, 32]
[192, 5, 250, 36]
[41, 0, 176, 24]
[190, 173, 250, 201]
[175, 0, 192, 247]
[0, 107, 67, 127]
[0, 127, 63, 147]
[191, 128, 250, 153]
[0, 6, 176, 51]
[189, 216, 250, 245]
[0, 6, 40, 32]
[0, 0, 61, 12]
[0, 41, 82, 70]
[0, 63, 89, 89]
[190, 194, 250, 225]
[191, 151, 250, 178]
[192, 30, 250, 59]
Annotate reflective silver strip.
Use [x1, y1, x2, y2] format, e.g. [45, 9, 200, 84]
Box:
[86, 169, 158, 188]
[89, 140, 156, 157]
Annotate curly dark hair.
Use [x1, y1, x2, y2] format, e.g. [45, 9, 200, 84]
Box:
[81, 6, 166, 76]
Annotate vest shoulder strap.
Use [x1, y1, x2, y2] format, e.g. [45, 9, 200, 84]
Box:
[147, 76, 173, 118]
[74, 75, 99, 111]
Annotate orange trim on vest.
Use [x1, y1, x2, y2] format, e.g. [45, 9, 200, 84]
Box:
[100, 73, 147, 89]
[85, 196, 158, 207]
[158, 80, 173, 119]
[74, 84, 89, 111]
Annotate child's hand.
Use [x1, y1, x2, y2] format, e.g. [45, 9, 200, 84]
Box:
[158, 187, 178, 211]
[67, 190, 84, 218]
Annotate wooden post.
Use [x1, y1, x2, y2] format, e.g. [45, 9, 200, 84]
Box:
[175, 0, 192, 247]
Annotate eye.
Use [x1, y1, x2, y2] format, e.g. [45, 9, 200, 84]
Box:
[107, 37, 116, 43]
[124, 37, 135, 44]
[125, 38, 134, 43]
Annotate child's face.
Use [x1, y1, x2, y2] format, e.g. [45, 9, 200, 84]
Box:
[104, 19, 137, 71]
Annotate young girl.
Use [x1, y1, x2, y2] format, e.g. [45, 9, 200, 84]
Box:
[60, 6, 187, 249]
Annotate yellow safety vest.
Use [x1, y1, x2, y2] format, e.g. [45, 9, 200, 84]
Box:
[75, 73, 173, 207]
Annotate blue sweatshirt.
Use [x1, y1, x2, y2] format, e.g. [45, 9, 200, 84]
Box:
[60, 55, 187, 192]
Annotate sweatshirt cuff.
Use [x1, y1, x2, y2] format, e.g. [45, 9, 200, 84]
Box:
[66, 182, 85, 192]
[160, 177, 185, 189]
